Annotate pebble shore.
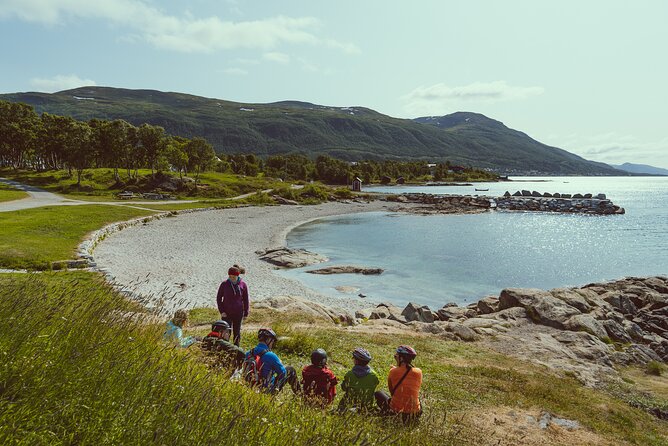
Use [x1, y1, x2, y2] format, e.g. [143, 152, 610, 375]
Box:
[93, 201, 401, 313]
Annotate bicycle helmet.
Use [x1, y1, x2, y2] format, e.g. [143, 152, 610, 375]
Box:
[258, 328, 277, 341]
[352, 347, 372, 362]
[395, 345, 417, 361]
[212, 320, 231, 331]
[310, 348, 328, 367]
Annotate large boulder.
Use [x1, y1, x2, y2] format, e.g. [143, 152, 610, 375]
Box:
[254, 295, 354, 324]
[437, 306, 476, 321]
[370, 303, 406, 324]
[307, 265, 384, 275]
[564, 314, 607, 339]
[550, 288, 592, 313]
[499, 288, 581, 329]
[256, 247, 328, 268]
[402, 302, 435, 323]
[602, 320, 633, 343]
[447, 323, 480, 342]
[477, 296, 500, 314]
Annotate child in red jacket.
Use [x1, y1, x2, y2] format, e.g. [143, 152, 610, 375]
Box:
[302, 348, 338, 407]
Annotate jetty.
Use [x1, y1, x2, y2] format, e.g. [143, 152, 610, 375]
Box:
[386, 191, 625, 215]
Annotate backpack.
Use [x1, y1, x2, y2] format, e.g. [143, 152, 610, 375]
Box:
[242, 349, 267, 386]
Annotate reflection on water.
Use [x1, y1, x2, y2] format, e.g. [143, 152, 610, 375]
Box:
[278, 177, 668, 308]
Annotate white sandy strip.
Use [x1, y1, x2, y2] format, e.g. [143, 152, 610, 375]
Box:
[93, 201, 401, 313]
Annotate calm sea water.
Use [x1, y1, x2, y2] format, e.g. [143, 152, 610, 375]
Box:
[278, 177, 668, 308]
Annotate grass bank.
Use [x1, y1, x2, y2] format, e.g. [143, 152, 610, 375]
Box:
[1, 272, 666, 445]
[0, 182, 28, 203]
[0, 205, 156, 269]
[0, 168, 282, 201]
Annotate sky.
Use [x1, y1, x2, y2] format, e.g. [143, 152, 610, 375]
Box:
[1, 0, 667, 169]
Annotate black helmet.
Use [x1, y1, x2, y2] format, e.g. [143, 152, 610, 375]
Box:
[212, 320, 230, 331]
[258, 328, 277, 341]
[311, 348, 328, 367]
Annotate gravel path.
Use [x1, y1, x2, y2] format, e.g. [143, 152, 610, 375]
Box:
[93, 201, 401, 313]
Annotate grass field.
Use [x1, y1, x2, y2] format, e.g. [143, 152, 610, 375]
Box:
[0, 205, 156, 270]
[0, 168, 282, 201]
[0, 182, 28, 203]
[1, 272, 666, 445]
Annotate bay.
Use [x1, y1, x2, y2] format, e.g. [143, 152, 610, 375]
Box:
[278, 177, 668, 308]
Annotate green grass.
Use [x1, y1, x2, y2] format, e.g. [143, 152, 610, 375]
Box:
[1, 272, 667, 445]
[0, 205, 155, 269]
[0, 168, 282, 201]
[0, 183, 28, 203]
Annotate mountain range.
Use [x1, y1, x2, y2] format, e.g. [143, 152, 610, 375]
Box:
[0, 86, 623, 175]
[609, 162, 668, 176]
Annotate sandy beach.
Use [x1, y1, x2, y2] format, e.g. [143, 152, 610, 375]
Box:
[93, 201, 402, 313]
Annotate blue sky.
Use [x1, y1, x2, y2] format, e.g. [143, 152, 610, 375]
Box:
[1, 0, 667, 168]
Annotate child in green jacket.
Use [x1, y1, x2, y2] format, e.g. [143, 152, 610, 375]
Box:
[338, 347, 380, 412]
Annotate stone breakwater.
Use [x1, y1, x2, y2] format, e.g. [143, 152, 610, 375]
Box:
[386, 192, 625, 215]
[497, 190, 625, 214]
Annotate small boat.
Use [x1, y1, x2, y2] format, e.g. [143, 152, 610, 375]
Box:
[475, 188, 489, 191]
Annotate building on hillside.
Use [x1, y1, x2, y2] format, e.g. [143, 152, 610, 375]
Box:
[396, 176, 405, 184]
[351, 177, 362, 192]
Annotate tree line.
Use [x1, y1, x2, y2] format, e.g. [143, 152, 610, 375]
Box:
[0, 100, 496, 187]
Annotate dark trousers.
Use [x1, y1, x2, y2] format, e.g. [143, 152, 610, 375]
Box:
[222, 314, 243, 346]
[374, 391, 422, 423]
[275, 366, 301, 395]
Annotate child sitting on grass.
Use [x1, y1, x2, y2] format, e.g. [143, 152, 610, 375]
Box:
[338, 347, 379, 413]
[301, 348, 338, 407]
[163, 309, 197, 348]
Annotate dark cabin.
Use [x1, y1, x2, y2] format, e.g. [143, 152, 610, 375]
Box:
[351, 177, 362, 192]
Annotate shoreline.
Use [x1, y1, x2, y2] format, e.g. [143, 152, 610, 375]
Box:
[93, 201, 409, 313]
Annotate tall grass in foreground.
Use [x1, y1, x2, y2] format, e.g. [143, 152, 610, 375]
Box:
[0, 273, 445, 445]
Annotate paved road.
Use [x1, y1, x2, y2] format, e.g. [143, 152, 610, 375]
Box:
[0, 177, 197, 212]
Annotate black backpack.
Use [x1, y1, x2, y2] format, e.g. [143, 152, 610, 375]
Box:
[242, 349, 267, 386]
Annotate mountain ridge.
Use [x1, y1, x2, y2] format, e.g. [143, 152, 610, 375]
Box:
[0, 86, 623, 175]
[610, 162, 668, 176]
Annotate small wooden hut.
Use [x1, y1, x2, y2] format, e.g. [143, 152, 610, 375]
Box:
[351, 177, 362, 192]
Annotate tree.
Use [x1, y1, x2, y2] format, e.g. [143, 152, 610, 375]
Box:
[138, 124, 167, 176]
[166, 137, 189, 179]
[38, 113, 71, 170]
[314, 154, 352, 184]
[0, 101, 40, 169]
[62, 120, 94, 187]
[185, 137, 215, 186]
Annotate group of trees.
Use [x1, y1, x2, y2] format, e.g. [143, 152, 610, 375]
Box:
[261, 153, 496, 184]
[0, 100, 216, 186]
[0, 100, 495, 188]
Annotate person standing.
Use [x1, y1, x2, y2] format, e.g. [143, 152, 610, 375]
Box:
[216, 266, 249, 346]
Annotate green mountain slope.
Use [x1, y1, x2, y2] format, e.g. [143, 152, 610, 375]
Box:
[0, 86, 621, 174]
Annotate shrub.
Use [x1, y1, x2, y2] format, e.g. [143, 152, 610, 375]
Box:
[646, 360, 666, 376]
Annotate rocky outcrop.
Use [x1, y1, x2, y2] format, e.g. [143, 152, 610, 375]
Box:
[355, 276, 668, 386]
[307, 265, 384, 275]
[254, 295, 354, 324]
[256, 247, 328, 268]
[386, 193, 492, 215]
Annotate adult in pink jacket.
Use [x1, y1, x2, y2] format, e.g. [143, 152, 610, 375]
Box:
[216, 266, 249, 346]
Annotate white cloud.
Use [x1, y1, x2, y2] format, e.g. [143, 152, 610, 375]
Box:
[30, 74, 96, 92]
[403, 81, 544, 116]
[0, 0, 358, 54]
[263, 52, 290, 64]
[222, 68, 247, 76]
[553, 133, 668, 168]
